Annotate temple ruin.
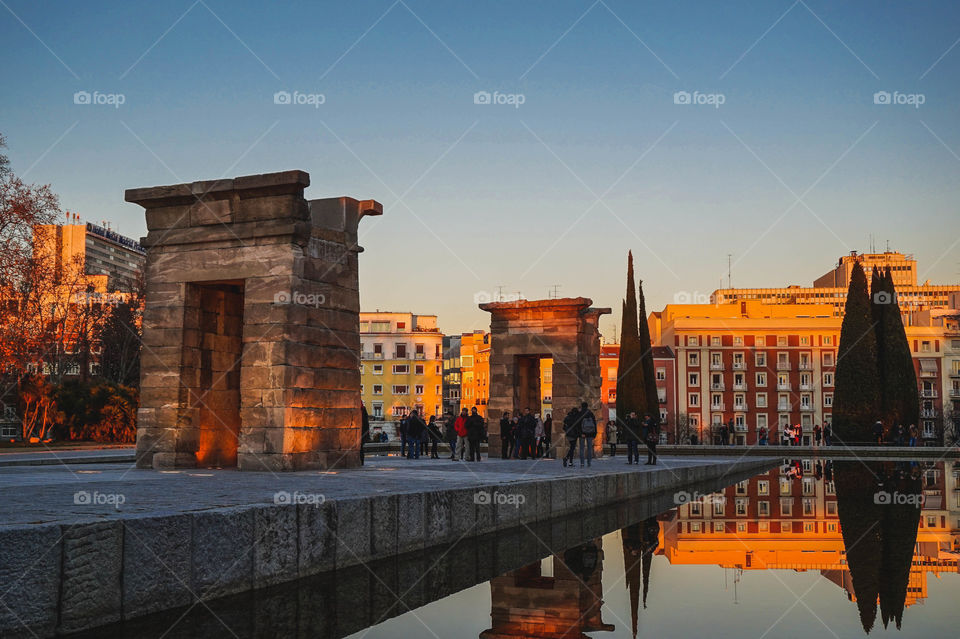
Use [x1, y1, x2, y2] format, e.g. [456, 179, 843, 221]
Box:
[127, 170, 380, 471]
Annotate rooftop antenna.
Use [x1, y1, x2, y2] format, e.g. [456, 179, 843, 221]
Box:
[886, 239, 890, 253]
[496, 285, 505, 301]
[727, 254, 732, 288]
[548, 284, 561, 299]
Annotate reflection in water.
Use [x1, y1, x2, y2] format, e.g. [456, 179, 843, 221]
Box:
[622, 517, 659, 637]
[481, 538, 614, 639]
[658, 459, 959, 635]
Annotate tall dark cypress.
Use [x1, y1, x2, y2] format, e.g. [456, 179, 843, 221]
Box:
[616, 252, 647, 426]
[637, 279, 660, 423]
[876, 267, 920, 433]
[833, 261, 881, 444]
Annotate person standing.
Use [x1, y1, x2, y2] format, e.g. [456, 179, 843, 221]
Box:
[509, 411, 521, 458]
[454, 408, 469, 460]
[758, 426, 768, 446]
[908, 423, 918, 447]
[444, 411, 457, 460]
[624, 411, 641, 464]
[427, 415, 441, 459]
[499, 411, 512, 459]
[360, 403, 370, 465]
[534, 413, 545, 458]
[562, 407, 580, 468]
[398, 414, 409, 457]
[518, 408, 537, 459]
[823, 423, 832, 446]
[466, 407, 485, 461]
[873, 420, 884, 446]
[642, 413, 658, 465]
[406, 410, 425, 459]
[577, 402, 597, 468]
[543, 414, 553, 457]
[814, 424, 822, 447]
[606, 420, 618, 457]
[895, 423, 905, 446]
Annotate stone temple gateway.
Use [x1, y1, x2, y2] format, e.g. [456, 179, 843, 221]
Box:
[126, 170, 381, 471]
[480, 298, 610, 456]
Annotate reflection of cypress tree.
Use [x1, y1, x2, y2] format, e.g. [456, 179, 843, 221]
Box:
[874, 268, 920, 433]
[878, 463, 922, 630]
[834, 460, 883, 632]
[622, 524, 643, 639]
[834, 262, 881, 444]
[637, 280, 660, 423]
[617, 252, 647, 426]
[641, 517, 659, 609]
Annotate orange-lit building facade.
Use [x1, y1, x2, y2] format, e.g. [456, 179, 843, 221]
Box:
[598, 343, 677, 435]
[460, 330, 491, 417]
[713, 251, 960, 317]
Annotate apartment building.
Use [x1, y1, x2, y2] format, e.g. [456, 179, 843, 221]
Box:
[598, 343, 678, 436]
[359, 312, 444, 420]
[442, 335, 461, 416]
[713, 251, 959, 317]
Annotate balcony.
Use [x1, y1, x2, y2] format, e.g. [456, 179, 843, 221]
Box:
[414, 353, 425, 360]
[921, 409, 938, 418]
[734, 403, 748, 411]
[778, 404, 791, 411]
[950, 371, 960, 378]
[950, 389, 960, 398]
[800, 405, 815, 412]
[799, 383, 813, 391]
[732, 383, 747, 391]
[777, 362, 792, 371]
[710, 362, 725, 371]
[920, 370, 937, 378]
[777, 383, 792, 392]
[710, 383, 725, 391]
[732, 362, 746, 370]
[799, 362, 813, 371]
[711, 404, 725, 412]
[921, 389, 938, 398]
[361, 351, 376, 360]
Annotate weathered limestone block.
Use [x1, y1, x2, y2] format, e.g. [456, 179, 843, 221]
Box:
[121, 515, 192, 618]
[0, 525, 61, 637]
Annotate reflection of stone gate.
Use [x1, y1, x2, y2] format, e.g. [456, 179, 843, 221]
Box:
[480, 298, 609, 456]
[126, 170, 381, 471]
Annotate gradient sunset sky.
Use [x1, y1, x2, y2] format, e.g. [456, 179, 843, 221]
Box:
[2, 0, 959, 335]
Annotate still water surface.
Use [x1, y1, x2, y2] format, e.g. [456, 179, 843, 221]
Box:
[80, 458, 960, 638]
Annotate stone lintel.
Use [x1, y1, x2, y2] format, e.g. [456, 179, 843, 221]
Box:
[125, 170, 310, 209]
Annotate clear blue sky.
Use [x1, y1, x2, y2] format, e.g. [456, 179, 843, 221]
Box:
[2, 0, 959, 335]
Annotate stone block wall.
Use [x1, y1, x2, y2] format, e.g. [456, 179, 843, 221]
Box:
[127, 171, 382, 471]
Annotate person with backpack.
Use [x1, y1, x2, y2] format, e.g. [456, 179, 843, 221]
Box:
[577, 401, 598, 468]
[562, 407, 580, 468]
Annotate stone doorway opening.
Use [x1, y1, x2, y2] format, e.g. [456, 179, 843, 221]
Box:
[513, 354, 548, 414]
[189, 281, 244, 468]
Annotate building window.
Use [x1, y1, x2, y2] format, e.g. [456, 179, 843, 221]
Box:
[822, 352, 834, 366]
[608, 367, 618, 381]
[734, 336, 744, 346]
[714, 521, 725, 532]
[688, 372, 699, 386]
[756, 393, 767, 408]
[656, 367, 666, 381]
[714, 500, 725, 516]
[393, 365, 409, 374]
[736, 499, 748, 516]
[393, 385, 409, 395]
[372, 403, 383, 418]
[373, 384, 383, 395]
[758, 501, 770, 517]
[688, 352, 700, 366]
[712, 336, 721, 346]
[758, 480, 769, 495]
[414, 384, 424, 395]
[756, 371, 767, 386]
[823, 393, 833, 407]
[823, 372, 834, 387]
[755, 352, 766, 367]
[414, 364, 424, 375]
[373, 364, 383, 375]
[688, 393, 700, 407]
[781, 500, 793, 516]
[757, 413, 768, 430]
[687, 336, 699, 346]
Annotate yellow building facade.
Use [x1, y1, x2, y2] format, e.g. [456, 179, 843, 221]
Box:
[359, 312, 444, 421]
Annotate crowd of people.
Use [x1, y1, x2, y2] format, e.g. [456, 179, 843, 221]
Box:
[376, 401, 660, 468]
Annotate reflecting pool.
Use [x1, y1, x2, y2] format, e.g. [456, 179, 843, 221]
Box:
[76, 458, 959, 638]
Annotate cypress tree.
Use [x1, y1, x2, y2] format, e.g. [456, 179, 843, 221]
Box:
[616, 252, 647, 426]
[637, 279, 660, 424]
[833, 261, 881, 444]
[875, 267, 919, 433]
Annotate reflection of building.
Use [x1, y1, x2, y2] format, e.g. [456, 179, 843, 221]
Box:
[481, 538, 614, 639]
[359, 312, 444, 420]
[659, 460, 960, 610]
[713, 251, 960, 316]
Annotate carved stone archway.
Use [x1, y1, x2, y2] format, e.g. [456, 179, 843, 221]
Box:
[480, 298, 610, 457]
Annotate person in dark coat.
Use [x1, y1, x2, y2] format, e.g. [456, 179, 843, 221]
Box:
[641, 413, 658, 465]
[624, 411, 641, 464]
[398, 415, 409, 457]
[518, 408, 537, 459]
[443, 411, 457, 460]
[466, 407, 485, 461]
[499, 411, 512, 459]
[576, 402, 598, 468]
[562, 407, 580, 468]
[360, 403, 370, 465]
[427, 415, 441, 459]
[406, 410, 425, 459]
